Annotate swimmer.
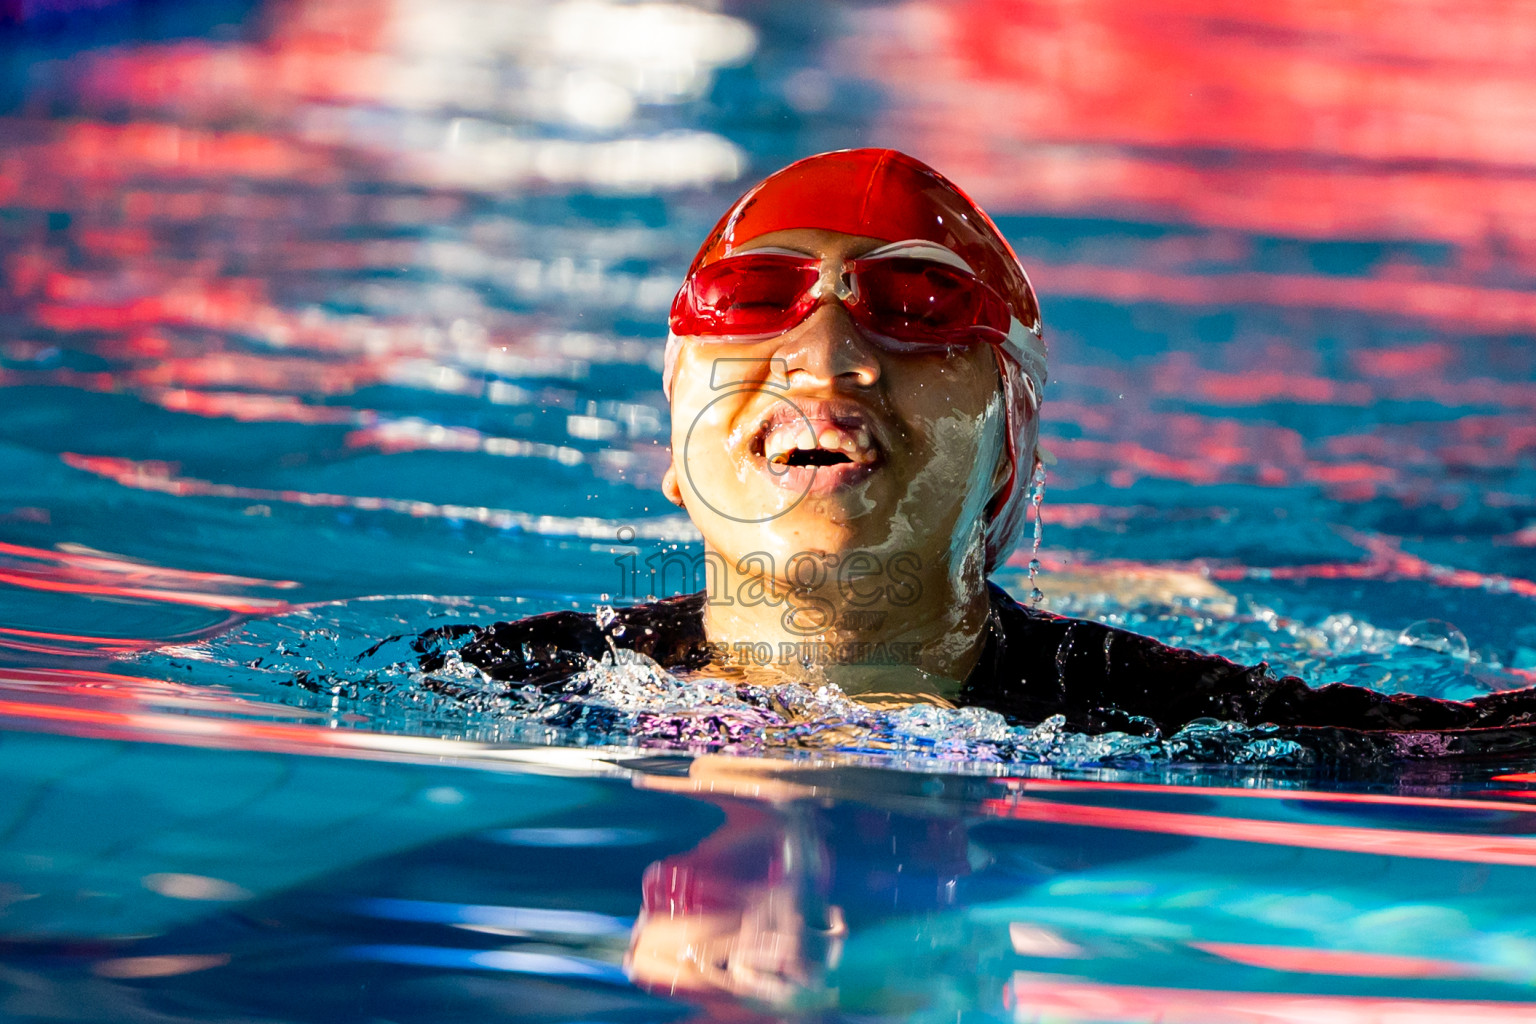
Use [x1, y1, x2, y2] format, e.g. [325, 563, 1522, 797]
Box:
[421, 149, 1536, 745]
[654, 147, 1045, 705]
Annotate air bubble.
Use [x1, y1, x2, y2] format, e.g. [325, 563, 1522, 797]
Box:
[1397, 619, 1470, 661]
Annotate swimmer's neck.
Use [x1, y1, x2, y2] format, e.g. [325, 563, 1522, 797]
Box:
[699, 545, 993, 699]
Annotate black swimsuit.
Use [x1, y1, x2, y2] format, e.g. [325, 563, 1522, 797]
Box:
[418, 584, 1536, 758]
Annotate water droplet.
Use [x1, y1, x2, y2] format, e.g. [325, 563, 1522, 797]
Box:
[1398, 619, 1470, 661]
[1026, 461, 1047, 607]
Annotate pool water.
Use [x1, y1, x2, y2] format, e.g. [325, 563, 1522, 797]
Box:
[4, 0, 1536, 1019]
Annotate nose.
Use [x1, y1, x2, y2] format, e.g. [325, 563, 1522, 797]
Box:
[774, 301, 881, 390]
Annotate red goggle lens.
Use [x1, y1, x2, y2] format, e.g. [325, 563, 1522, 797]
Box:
[845, 257, 1011, 346]
[669, 254, 820, 338]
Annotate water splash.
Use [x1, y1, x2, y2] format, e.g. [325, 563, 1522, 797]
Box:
[117, 564, 1536, 769]
[117, 596, 1335, 768]
[1022, 582, 1529, 701]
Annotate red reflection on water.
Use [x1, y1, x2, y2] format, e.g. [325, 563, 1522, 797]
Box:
[0, 538, 297, 614]
[987, 773, 1536, 1013]
[1039, 262, 1536, 336]
[1204, 527, 1536, 600]
[913, 150, 1536, 248]
[865, 0, 1536, 240]
[0, 666, 329, 720]
[0, 0, 1531, 598]
[928, 1, 1535, 161]
[0, 695, 352, 750]
[71, 0, 392, 117]
[855, 0, 1536, 514]
[1192, 941, 1489, 980]
[57, 453, 657, 539]
[1005, 974, 1536, 1023]
[1045, 414, 1412, 498]
[1005, 526, 1536, 601]
[0, 0, 502, 456]
[981, 795, 1536, 867]
[54, 121, 339, 182]
[0, 625, 198, 656]
[148, 389, 364, 425]
[1000, 777, 1536, 815]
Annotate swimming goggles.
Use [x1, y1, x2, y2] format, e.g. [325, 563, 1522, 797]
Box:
[669, 245, 1014, 351]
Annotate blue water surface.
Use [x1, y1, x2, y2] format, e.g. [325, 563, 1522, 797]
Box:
[4, 0, 1536, 1020]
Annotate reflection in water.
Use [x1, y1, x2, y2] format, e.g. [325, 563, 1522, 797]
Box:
[626, 762, 991, 1012]
[6, 728, 1536, 1021]
[628, 800, 845, 1007]
[619, 759, 1536, 1021]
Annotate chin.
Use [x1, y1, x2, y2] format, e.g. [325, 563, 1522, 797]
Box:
[789, 514, 879, 554]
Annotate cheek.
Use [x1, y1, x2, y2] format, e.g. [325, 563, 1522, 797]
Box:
[668, 344, 781, 448]
[926, 394, 1007, 489]
[945, 347, 1006, 413]
[669, 353, 732, 451]
[886, 349, 1002, 450]
[670, 390, 743, 462]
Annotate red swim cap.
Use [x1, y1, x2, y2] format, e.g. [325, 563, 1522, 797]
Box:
[688, 148, 1041, 336]
[664, 148, 1047, 573]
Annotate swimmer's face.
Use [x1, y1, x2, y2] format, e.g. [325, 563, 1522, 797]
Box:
[663, 229, 1016, 577]
[626, 888, 842, 1007]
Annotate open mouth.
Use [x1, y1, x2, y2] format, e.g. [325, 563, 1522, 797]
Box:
[777, 448, 855, 468]
[748, 405, 883, 491]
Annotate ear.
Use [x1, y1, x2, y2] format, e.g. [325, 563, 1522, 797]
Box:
[661, 464, 686, 508]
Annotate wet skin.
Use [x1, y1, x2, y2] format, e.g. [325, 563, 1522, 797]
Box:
[662, 229, 1028, 697]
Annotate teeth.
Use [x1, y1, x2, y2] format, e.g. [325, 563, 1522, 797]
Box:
[765, 431, 797, 463]
[762, 421, 879, 465]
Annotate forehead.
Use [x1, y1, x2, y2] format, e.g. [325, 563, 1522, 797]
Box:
[730, 228, 889, 261]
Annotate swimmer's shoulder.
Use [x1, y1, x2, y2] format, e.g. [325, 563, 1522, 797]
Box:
[417, 592, 710, 685]
[964, 582, 1282, 732]
[970, 583, 1536, 741]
